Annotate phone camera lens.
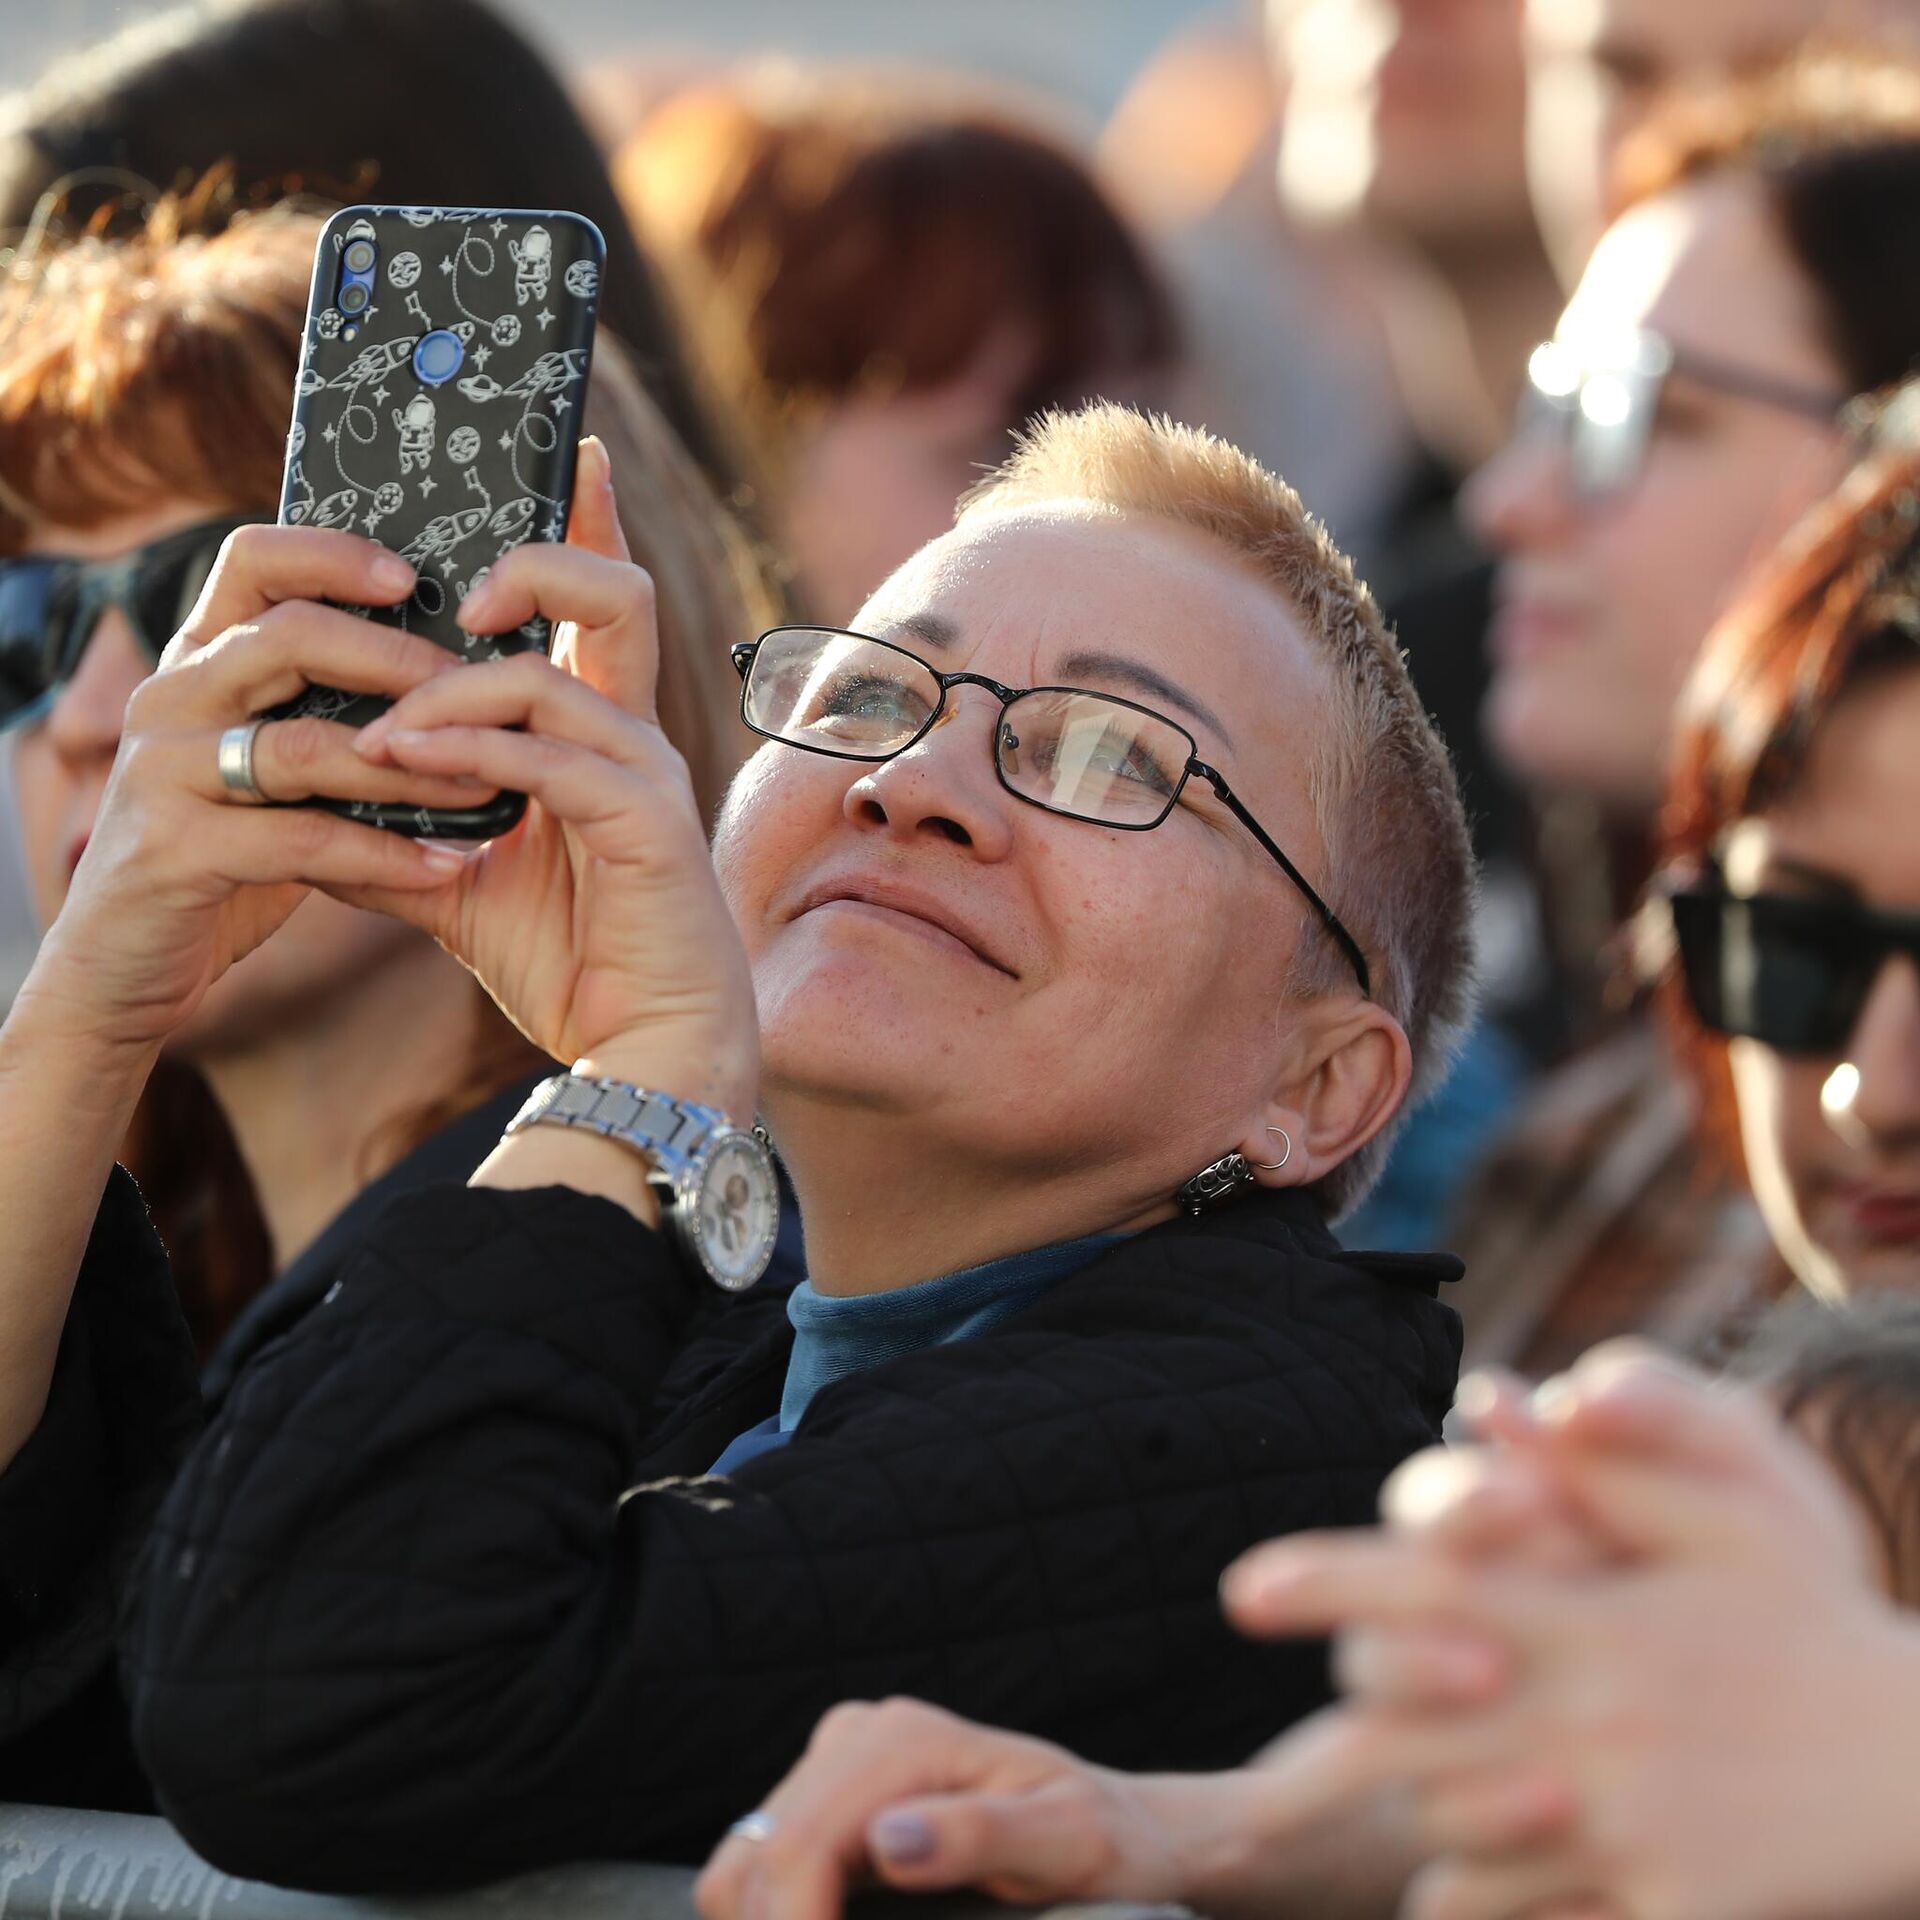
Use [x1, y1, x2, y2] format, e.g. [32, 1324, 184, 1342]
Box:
[339, 281, 371, 315]
[343, 237, 377, 274]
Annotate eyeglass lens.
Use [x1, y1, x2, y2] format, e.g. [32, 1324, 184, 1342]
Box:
[1524, 343, 1658, 502]
[742, 626, 1194, 827]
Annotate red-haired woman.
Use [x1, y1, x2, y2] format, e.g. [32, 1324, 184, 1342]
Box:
[0, 195, 774, 1808]
[1654, 406, 1920, 1302]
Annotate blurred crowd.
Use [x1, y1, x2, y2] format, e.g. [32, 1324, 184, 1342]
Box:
[0, 1, 1918, 1916]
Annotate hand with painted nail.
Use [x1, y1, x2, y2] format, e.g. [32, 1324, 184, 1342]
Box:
[693, 1697, 1277, 1920]
[1224, 1349, 1920, 1920]
[344, 438, 757, 1121]
[21, 521, 476, 1059]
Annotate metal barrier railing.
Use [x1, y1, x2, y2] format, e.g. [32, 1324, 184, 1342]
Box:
[0, 1803, 1182, 1920]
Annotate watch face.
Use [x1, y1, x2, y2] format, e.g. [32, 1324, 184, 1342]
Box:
[693, 1133, 781, 1290]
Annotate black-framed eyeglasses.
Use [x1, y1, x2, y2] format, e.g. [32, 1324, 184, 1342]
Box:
[732, 624, 1371, 995]
[1520, 328, 1847, 504]
[0, 514, 260, 732]
[1664, 878, 1920, 1056]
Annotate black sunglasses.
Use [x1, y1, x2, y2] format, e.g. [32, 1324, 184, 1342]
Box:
[1668, 884, 1920, 1056]
[0, 515, 258, 731]
[732, 624, 1371, 995]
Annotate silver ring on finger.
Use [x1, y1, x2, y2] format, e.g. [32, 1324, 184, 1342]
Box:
[217, 720, 268, 804]
[726, 1810, 776, 1844]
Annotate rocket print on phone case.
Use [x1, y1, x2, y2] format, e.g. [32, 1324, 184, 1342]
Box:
[277, 206, 602, 827]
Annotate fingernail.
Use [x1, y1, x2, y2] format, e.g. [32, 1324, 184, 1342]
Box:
[1531, 1375, 1576, 1424]
[458, 581, 496, 630]
[419, 845, 466, 871]
[372, 553, 415, 593]
[1219, 1557, 1282, 1611]
[870, 1812, 936, 1865]
[385, 728, 432, 752]
[1453, 1373, 1500, 1426]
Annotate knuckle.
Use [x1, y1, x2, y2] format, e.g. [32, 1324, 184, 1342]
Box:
[268, 716, 330, 777]
[690, 1865, 735, 1920]
[521, 731, 570, 775]
[377, 620, 432, 671]
[121, 673, 170, 730]
[810, 1700, 876, 1752]
[220, 522, 280, 577]
[871, 1696, 941, 1739]
[282, 804, 338, 860]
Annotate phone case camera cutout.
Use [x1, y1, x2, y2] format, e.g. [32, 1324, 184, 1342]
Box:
[276, 205, 605, 838]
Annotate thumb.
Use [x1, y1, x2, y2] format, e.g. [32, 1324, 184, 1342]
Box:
[868, 1775, 1156, 1906]
[551, 436, 655, 722]
[563, 437, 631, 564]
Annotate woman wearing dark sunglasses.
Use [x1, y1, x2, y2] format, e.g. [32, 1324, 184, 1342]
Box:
[0, 200, 769, 1812]
[1656, 419, 1920, 1301]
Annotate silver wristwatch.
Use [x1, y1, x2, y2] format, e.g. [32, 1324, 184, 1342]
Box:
[505, 1074, 779, 1291]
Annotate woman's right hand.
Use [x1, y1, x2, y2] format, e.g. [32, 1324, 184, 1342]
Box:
[19, 524, 482, 1058]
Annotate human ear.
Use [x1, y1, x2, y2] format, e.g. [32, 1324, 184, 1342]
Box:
[1239, 1005, 1412, 1191]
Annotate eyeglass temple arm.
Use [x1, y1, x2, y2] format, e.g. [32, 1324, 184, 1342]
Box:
[1672, 346, 1847, 423]
[1194, 763, 1372, 997]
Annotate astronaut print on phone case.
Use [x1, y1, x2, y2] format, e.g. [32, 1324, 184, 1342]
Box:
[277, 205, 604, 837]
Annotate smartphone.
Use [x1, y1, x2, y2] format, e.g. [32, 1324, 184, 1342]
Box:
[276, 204, 605, 838]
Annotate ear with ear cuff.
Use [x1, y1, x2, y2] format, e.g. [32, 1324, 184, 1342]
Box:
[1177, 1126, 1291, 1215]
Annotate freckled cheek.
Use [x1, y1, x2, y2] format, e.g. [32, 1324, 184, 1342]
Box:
[1035, 841, 1224, 1021]
[711, 754, 850, 959]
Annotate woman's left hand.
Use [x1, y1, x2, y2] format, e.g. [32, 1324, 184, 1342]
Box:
[694, 1699, 1210, 1920]
[345, 438, 757, 1118]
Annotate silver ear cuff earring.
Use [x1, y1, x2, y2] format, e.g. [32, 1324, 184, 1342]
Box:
[1177, 1126, 1292, 1215]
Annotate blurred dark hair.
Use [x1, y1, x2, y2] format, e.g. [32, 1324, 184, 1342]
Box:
[1611, 46, 1920, 395]
[614, 71, 1178, 483]
[1730, 1291, 1920, 1606]
[0, 0, 747, 504]
[1654, 405, 1920, 1164]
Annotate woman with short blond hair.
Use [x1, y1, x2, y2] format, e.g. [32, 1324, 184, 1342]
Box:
[9, 392, 1471, 1884]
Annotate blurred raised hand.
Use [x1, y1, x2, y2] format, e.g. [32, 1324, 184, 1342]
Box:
[1227, 1347, 1920, 1920]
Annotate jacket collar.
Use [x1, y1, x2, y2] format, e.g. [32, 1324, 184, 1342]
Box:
[635, 1185, 1462, 1480]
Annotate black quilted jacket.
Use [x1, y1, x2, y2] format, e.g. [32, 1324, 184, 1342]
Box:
[0, 1081, 559, 1813]
[117, 1175, 1460, 1893]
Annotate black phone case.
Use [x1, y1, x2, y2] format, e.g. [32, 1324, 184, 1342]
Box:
[277, 204, 604, 837]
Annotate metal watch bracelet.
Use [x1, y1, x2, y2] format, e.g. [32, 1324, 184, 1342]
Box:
[504, 1073, 778, 1291]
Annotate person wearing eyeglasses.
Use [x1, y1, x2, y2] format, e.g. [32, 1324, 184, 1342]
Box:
[685, 419, 1920, 1920]
[49, 402, 1482, 1890]
[0, 200, 772, 1813]
[1442, 49, 1920, 1372]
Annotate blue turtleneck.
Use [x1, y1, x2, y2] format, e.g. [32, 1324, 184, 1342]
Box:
[708, 1230, 1122, 1476]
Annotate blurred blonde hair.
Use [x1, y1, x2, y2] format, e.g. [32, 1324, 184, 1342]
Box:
[963, 404, 1476, 1217]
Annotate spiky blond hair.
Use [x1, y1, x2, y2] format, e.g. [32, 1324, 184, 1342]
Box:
[962, 403, 1476, 1216]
